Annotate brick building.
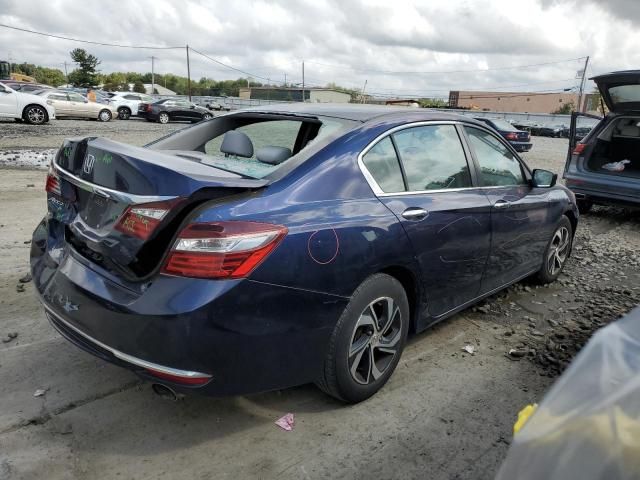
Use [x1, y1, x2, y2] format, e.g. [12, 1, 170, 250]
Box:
[448, 90, 597, 113]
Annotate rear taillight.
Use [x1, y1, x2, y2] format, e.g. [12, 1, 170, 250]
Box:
[162, 221, 287, 279]
[573, 143, 586, 155]
[115, 198, 182, 240]
[45, 173, 61, 195]
[505, 132, 518, 141]
[45, 160, 61, 195]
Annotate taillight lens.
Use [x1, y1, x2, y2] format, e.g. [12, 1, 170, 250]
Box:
[162, 221, 287, 279]
[115, 199, 182, 240]
[505, 132, 518, 141]
[45, 160, 61, 195]
[45, 173, 61, 195]
[573, 143, 586, 155]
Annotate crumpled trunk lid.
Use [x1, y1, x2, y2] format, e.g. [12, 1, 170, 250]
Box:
[48, 137, 267, 280]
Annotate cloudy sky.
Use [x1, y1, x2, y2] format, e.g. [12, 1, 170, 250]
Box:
[0, 0, 638, 97]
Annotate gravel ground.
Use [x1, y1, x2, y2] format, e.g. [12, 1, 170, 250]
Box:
[0, 128, 638, 479]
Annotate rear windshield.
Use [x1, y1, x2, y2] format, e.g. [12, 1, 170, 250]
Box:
[489, 119, 518, 131]
[201, 116, 356, 179]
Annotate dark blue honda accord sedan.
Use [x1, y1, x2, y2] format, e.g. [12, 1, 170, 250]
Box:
[31, 104, 578, 403]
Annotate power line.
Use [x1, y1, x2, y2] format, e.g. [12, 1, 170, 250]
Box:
[0, 23, 183, 49]
[304, 56, 587, 75]
[180, 47, 274, 83]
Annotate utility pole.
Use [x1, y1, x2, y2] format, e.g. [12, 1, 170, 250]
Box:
[63, 61, 69, 84]
[302, 61, 305, 103]
[577, 55, 590, 113]
[284, 73, 287, 87]
[150, 56, 156, 95]
[185, 45, 192, 101]
[360, 79, 368, 104]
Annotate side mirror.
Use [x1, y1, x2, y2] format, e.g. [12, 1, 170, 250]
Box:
[532, 169, 557, 188]
[190, 105, 195, 109]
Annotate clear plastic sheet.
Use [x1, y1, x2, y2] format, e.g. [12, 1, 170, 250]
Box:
[497, 307, 640, 480]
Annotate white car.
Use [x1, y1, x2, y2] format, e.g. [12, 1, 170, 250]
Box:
[36, 90, 116, 122]
[0, 81, 55, 124]
[109, 92, 155, 120]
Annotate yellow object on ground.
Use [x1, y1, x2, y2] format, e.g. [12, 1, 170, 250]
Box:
[514, 403, 538, 435]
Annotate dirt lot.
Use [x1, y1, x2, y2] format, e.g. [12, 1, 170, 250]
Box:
[0, 122, 639, 480]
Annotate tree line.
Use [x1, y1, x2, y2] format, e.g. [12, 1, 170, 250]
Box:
[8, 48, 447, 105]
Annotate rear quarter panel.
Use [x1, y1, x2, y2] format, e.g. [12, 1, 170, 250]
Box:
[190, 126, 419, 300]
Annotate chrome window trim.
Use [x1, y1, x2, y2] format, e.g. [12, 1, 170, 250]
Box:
[357, 119, 531, 196]
[45, 306, 211, 379]
[53, 161, 176, 204]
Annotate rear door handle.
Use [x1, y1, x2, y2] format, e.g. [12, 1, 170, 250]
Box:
[494, 200, 511, 209]
[402, 207, 429, 221]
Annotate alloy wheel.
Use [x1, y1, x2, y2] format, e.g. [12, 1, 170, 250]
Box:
[159, 113, 169, 124]
[99, 110, 112, 122]
[203, 113, 213, 120]
[26, 106, 45, 124]
[348, 297, 403, 385]
[547, 226, 570, 276]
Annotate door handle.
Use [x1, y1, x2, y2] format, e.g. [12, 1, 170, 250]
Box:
[493, 200, 511, 209]
[402, 208, 429, 221]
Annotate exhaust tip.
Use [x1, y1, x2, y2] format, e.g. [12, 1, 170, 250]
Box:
[151, 383, 179, 402]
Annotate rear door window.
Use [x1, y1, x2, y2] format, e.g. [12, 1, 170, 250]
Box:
[464, 126, 525, 186]
[392, 124, 472, 191]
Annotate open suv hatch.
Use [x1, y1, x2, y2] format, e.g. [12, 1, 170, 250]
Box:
[564, 70, 640, 212]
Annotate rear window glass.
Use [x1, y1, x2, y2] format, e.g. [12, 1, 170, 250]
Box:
[205, 120, 301, 157]
[201, 117, 356, 179]
[488, 119, 518, 131]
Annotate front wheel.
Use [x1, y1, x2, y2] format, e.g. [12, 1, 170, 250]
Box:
[535, 216, 573, 284]
[203, 113, 213, 121]
[317, 274, 409, 403]
[98, 109, 112, 122]
[23, 105, 47, 125]
[158, 112, 170, 124]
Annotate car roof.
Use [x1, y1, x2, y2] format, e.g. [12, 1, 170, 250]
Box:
[237, 103, 477, 123]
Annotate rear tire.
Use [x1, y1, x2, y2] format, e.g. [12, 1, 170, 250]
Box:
[23, 105, 48, 125]
[158, 112, 170, 124]
[577, 200, 592, 214]
[316, 274, 409, 403]
[98, 109, 112, 122]
[203, 113, 213, 121]
[117, 107, 131, 120]
[535, 216, 573, 284]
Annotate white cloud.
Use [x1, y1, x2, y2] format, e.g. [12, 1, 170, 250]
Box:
[0, 0, 638, 97]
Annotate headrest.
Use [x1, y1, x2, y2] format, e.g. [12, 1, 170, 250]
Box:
[256, 146, 292, 165]
[220, 130, 254, 158]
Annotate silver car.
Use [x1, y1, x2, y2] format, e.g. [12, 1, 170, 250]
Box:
[36, 90, 117, 122]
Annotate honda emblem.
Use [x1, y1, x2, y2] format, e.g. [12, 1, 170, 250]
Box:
[83, 154, 96, 174]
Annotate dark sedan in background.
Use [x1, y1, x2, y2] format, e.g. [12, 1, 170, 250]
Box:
[474, 117, 533, 152]
[138, 98, 214, 123]
[32, 105, 577, 403]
